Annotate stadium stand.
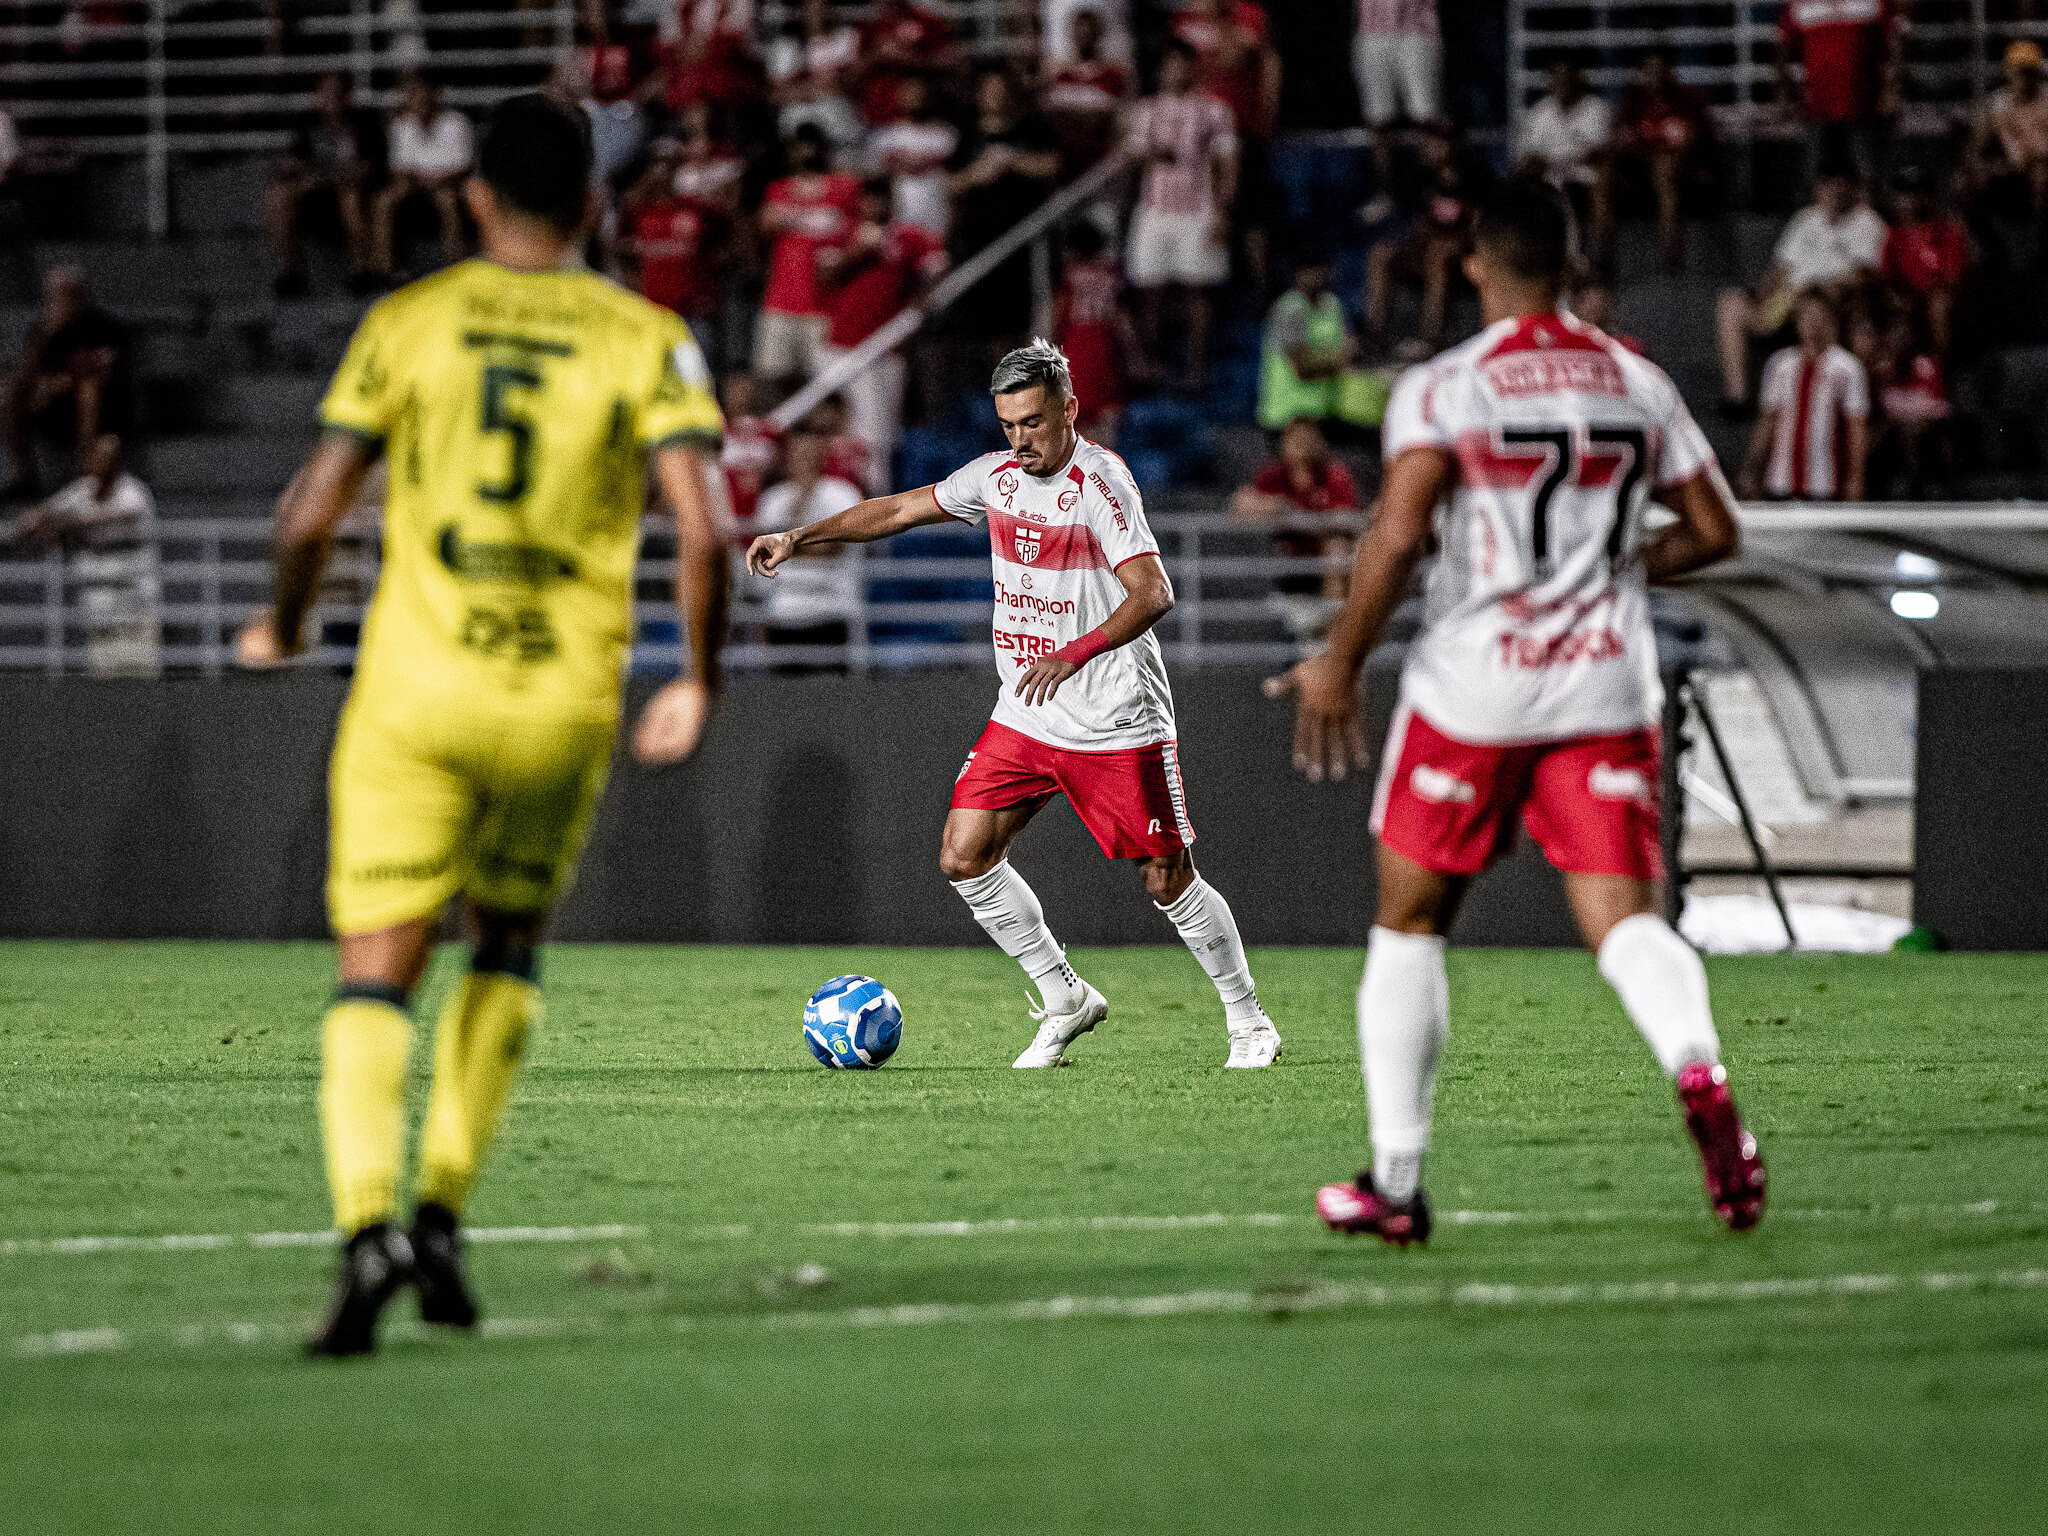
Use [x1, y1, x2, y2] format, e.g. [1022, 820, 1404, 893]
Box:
[3, 0, 2048, 702]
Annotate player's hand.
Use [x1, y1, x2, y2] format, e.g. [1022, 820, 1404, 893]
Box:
[1263, 652, 1368, 784]
[632, 677, 712, 766]
[747, 531, 798, 577]
[233, 608, 293, 669]
[1013, 656, 1078, 708]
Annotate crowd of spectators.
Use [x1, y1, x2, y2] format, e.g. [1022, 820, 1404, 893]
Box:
[11, 0, 2048, 679]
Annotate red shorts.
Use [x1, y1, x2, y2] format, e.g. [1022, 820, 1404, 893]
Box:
[951, 720, 1195, 860]
[1370, 705, 1663, 880]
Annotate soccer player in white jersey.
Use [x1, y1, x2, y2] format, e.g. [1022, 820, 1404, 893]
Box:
[1268, 180, 1766, 1242]
[748, 340, 1282, 1069]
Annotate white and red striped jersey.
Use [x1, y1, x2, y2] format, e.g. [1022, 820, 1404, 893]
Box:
[935, 438, 1174, 751]
[1126, 93, 1238, 217]
[1383, 311, 1718, 745]
[1759, 343, 1869, 500]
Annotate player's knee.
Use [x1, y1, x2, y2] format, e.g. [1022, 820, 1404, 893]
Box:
[939, 843, 997, 883]
[1140, 853, 1192, 905]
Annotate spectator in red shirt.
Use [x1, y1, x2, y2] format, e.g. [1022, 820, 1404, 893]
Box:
[1616, 49, 1715, 275]
[755, 124, 862, 386]
[1173, 0, 1280, 293]
[814, 178, 949, 492]
[719, 370, 780, 535]
[1869, 308, 1950, 498]
[1044, 8, 1135, 179]
[1778, 0, 1903, 192]
[804, 392, 872, 493]
[618, 140, 730, 322]
[654, 23, 762, 123]
[855, 0, 955, 127]
[1879, 165, 1969, 357]
[1230, 416, 1361, 642]
[1054, 220, 1137, 444]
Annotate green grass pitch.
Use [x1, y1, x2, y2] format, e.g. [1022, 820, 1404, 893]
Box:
[2, 941, 2045, 1534]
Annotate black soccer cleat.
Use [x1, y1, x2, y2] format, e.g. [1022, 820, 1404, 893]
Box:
[409, 1201, 481, 1329]
[306, 1222, 415, 1358]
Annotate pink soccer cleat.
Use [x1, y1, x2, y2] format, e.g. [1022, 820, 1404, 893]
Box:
[1678, 1062, 1767, 1231]
[1315, 1173, 1432, 1246]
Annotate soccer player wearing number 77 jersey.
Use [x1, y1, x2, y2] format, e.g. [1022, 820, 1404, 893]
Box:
[233, 96, 731, 1354]
[1267, 180, 1766, 1244]
[749, 339, 1282, 1071]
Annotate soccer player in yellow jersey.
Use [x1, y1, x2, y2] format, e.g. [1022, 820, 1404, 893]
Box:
[235, 95, 730, 1355]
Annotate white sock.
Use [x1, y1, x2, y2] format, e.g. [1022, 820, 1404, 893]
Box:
[1359, 926, 1449, 1201]
[1597, 913, 1721, 1076]
[1157, 876, 1264, 1028]
[950, 861, 1084, 1012]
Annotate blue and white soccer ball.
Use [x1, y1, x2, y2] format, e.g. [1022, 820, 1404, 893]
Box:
[803, 975, 903, 1069]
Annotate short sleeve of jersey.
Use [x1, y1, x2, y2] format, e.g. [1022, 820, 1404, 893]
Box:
[1839, 354, 1871, 417]
[319, 298, 402, 443]
[1650, 367, 1715, 487]
[1382, 363, 1455, 459]
[934, 454, 993, 524]
[1758, 349, 1796, 411]
[641, 313, 725, 450]
[1086, 453, 1158, 569]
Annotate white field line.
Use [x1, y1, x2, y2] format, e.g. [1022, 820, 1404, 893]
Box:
[8, 1204, 2039, 1261]
[4, 1200, 2043, 1258]
[0, 1224, 645, 1258]
[15, 1266, 2048, 1359]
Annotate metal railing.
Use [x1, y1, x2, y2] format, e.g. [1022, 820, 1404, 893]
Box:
[6, 502, 2045, 678]
[8, 0, 575, 236]
[1511, 0, 2048, 147]
[0, 508, 1365, 675]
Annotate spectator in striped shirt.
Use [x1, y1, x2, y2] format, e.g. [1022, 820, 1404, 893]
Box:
[1739, 291, 1870, 503]
[1125, 40, 1238, 392]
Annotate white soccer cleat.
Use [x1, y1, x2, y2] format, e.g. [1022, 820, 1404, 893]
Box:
[1224, 1015, 1283, 1069]
[1012, 983, 1108, 1068]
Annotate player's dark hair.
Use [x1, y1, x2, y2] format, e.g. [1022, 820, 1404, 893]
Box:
[479, 93, 591, 233]
[1474, 178, 1571, 285]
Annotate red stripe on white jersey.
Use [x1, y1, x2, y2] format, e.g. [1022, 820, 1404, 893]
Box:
[987, 507, 1109, 571]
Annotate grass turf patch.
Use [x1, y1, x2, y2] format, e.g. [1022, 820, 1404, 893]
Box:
[1, 942, 2045, 1533]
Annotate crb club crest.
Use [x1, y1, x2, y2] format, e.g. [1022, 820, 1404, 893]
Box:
[1014, 525, 1042, 563]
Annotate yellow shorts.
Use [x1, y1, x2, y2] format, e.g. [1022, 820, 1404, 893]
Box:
[327, 685, 617, 935]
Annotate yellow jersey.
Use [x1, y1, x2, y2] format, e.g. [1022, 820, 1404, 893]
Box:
[319, 259, 724, 718]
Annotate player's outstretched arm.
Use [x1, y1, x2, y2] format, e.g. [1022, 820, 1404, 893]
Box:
[1012, 551, 1175, 708]
[1641, 464, 1741, 584]
[745, 485, 953, 576]
[234, 430, 375, 668]
[634, 443, 731, 767]
[1263, 445, 1449, 783]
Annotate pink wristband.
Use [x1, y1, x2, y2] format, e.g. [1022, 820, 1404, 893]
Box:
[1054, 627, 1111, 668]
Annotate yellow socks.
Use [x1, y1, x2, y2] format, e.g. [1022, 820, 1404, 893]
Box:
[416, 961, 542, 1215]
[319, 985, 415, 1234]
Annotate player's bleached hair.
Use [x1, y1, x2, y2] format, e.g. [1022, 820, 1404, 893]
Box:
[989, 338, 1073, 401]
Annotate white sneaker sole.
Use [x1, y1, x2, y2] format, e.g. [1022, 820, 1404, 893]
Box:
[1012, 992, 1109, 1069]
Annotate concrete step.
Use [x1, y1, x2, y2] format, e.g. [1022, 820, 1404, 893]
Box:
[203, 373, 332, 433]
[142, 432, 313, 494]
